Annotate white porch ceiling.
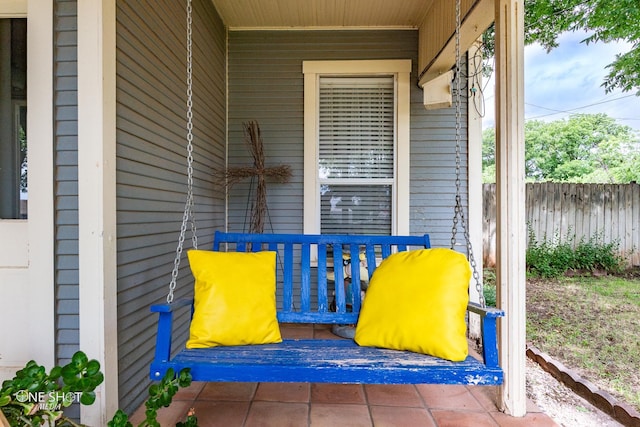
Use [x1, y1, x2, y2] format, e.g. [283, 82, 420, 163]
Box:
[209, 0, 436, 29]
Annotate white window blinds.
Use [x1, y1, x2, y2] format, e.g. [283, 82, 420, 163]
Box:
[318, 76, 394, 180]
[318, 76, 395, 235]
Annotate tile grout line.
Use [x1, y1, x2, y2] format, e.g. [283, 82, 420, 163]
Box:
[413, 384, 440, 426]
[362, 384, 374, 426]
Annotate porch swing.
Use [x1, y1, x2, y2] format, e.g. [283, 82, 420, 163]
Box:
[149, 0, 504, 385]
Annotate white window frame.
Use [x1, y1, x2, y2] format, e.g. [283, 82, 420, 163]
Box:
[303, 60, 411, 237]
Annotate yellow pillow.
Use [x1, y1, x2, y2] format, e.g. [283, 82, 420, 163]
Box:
[186, 250, 282, 348]
[354, 248, 470, 361]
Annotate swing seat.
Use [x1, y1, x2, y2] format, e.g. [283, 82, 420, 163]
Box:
[150, 232, 504, 385]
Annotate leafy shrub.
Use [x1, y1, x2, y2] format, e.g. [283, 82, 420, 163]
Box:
[109, 368, 197, 427]
[526, 226, 624, 278]
[572, 235, 624, 274]
[526, 229, 575, 278]
[482, 268, 497, 307]
[1, 353, 197, 427]
[0, 351, 104, 426]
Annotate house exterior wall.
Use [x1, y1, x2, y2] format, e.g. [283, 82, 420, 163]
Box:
[227, 30, 468, 247]
[115, 0, 226, 413]
[410, 70, 470, 248]
[54, 0, 79, 370]
[48, 10, 468, 418]
[52, 0, 80, 420]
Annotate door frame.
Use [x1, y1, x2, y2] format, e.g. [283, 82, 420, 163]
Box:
[0, 0, 55, 379]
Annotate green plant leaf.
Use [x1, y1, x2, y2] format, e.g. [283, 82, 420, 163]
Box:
[160, 391, 171, 407]
[72, 351, 89, 369]
[86, 360, 101, 376]
[148, 384, 160, 397]
[27, 381, 42, 393]
[92, 372, 105, 388]
[163, 368, 175, 381]
[177, 414, 198, 427]
[108, 409, 133, 427]
[80, 391, 96, 406]
[178, 369, 192, 388]
[145, 407, 157, 419]
[23, 402, 35, 415]
[61, 364, 79, 381]
[48, 366, 63, 380]
[77, 377, 94, 391]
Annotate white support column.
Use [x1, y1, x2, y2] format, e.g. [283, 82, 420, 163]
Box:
[494, 0, 527, 417]
[467, 42, 484, 338]
[27, 0, 55, 373]
[77, 0, 118, 424]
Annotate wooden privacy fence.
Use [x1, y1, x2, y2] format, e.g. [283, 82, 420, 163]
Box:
[483, 182, 640, 268]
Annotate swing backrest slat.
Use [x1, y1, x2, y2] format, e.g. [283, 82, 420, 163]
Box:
[212, 230, 431, 324]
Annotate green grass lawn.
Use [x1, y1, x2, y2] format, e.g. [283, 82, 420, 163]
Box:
[524, 273, 640, 412]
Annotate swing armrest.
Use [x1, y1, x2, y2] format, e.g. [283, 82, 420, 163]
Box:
[151, 299, 194, 369]
[466, 302, 504, 369]
[466, 302, 504, 318]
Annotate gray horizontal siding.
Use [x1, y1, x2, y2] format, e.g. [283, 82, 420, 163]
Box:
[54, 0, 78, 368]
[227, 30, 416, 234]
[228, 30, 467, 244]
[115, 0, 226, 414]
[54, 0, 79, 421]
[410, 59, 469, 248]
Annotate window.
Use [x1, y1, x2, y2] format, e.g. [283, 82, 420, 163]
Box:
[303, 60, 411, 236]
[319, 76, 394, 234]
[0, 18, 27, 219]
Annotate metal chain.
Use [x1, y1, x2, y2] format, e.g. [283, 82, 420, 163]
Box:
[451, 0, 485, 307]
[185, 0, 198, 252]
[167, 0, 198, 304]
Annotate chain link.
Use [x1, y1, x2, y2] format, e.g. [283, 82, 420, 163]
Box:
[451, 0, 485, 307]
[168, 0, 198, 304]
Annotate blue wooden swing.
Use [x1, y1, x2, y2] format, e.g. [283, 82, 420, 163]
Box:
[149, 0, 504, 387]
[150, 232, 504, 385]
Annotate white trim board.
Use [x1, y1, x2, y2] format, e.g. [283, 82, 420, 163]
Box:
[0, 0, 55, 382]
[302, 59, 411, 237]
[77, 0, 119, 424]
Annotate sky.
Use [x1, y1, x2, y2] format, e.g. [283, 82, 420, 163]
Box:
[482, 31, 640, 133]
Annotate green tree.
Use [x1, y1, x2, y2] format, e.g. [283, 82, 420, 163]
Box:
[482, 127, 496, 182]
[482, 114, 640, 183]
[483, 0, 640, 95]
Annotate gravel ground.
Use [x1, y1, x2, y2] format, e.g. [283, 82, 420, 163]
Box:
[526, 358, 623, 427]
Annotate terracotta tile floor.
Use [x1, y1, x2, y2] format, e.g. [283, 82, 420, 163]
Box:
[130, 381, 558, 426]
[131, 324, 559, 426]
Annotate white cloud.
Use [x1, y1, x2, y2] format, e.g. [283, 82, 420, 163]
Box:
[481, 31, 639, 132]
